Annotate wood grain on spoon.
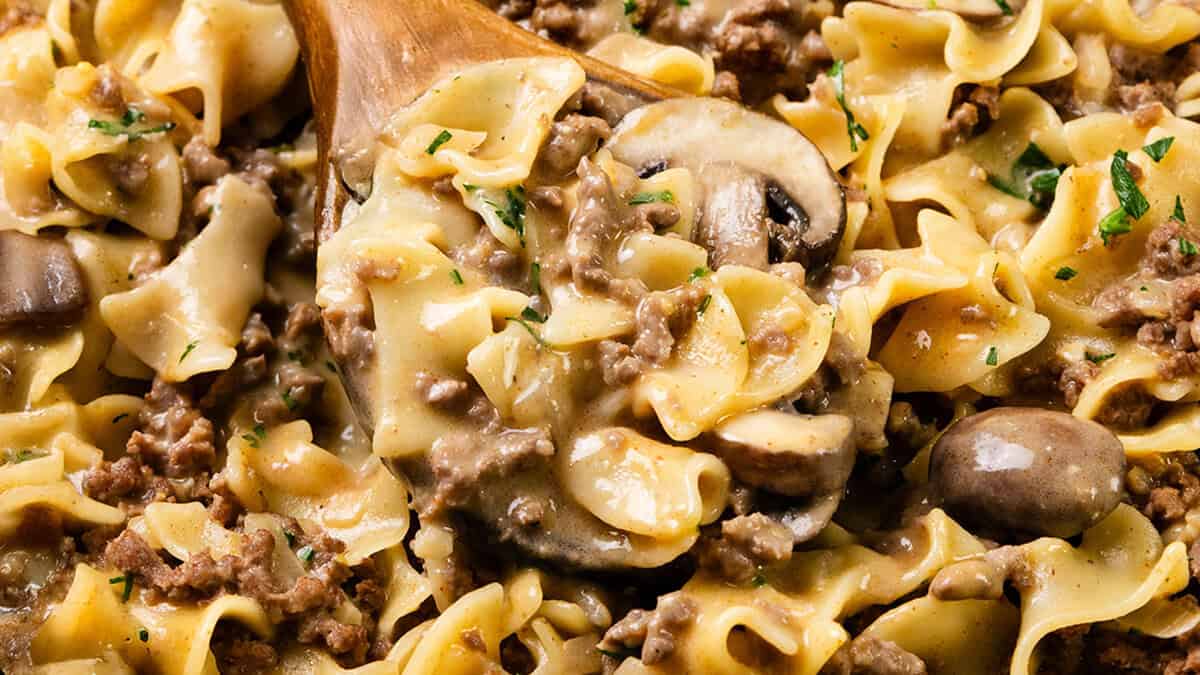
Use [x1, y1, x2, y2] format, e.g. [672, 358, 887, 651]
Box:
[284, 0, 680, 240]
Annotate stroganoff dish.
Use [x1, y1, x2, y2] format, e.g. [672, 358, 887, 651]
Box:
[3, 0, 1200, 673]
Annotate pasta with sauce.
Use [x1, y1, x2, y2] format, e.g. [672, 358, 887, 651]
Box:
[3, 0, 1200, 673]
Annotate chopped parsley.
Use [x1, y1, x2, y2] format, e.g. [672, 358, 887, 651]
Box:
[109, 574, 134, 602]
[241, 424, 267, 448]
[283, 529, 296, 547]
[463, 183, 479, 192]
[697, 294, 712, 316]
[828, 60, 870, 152]
[985, 346, 999, 366]
[751, 569, 768, 587]
[987, 142, 1063, 209]
[1054, 266, 1077, 281]
[1181, 237, 1198, 257]
[485, 187, 527, 246]
[1085, 352, 1116, 364]
[628, 190, 674, 205]
[138, 628, 149, 643]
[520, 306, 547, 323]
[676, 0, 690, 5]
[88, 107, 176, 141]
[1111, 150, 1149, 220]
[623, 0, 636, 13]
[598, 646, 639, 660]
[1143, 136, 1175, 163]
[325, 360, 337, 373]
[505, 316, 547, 346]
[111, 413, 129, 424]
[425, 129, 452, 155]
[297, 546, 315, 563]
[530, 262, 541, 295]
[5, 449, 44, 464]
[688, 266, 709, 282]
[281, 389, 299, 411]
[1098, 206, 1132, 246]
[449, 268, 464, 286]
[178, 341, 198, 363]
[286, 350, 305, 362]
[1174, 195, 1187, 224]
[994, 0, 1013, 15]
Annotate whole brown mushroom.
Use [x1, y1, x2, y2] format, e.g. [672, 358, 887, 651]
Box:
[929, 407, 1126, 539]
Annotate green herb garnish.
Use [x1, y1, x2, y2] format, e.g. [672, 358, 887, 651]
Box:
[485, 187, 527, 246]
[1085, 352, 1116, 364]
[111, 413, 129, 424]
[520, 306, 547, 323]
[752, 569, 768, 587]
[88, 107, 176, 141]
[1181, 237, 1198, 257]
[505, 316, 547, 346]
[994, 0, 1013, 15]
[697, 294, 712, 316]
[325, 360, 337, 373]
[623, 0, 636, 14]
[109, 574, 133, 602]
[449, 269, 464, 286]
[530, 262, 541, 295]
[179, 341, 198, 363]
[985, 346, 999, 366]
[425, 130, 452, 155]
[281, 389, 298, 411]
[138, 628, 149, 642]
[297, 546, 314, 563]
[688, 267, 709, 282]
[988, 142, 1063, 210]
[1143, 137, 1175, 163]
[1054, 266, 1077, 281]
[1174, 195, 1187, 224]
[1098, 206, 1132, 246]
[829, 60, 870, 152]
[283, 530, 295, 547]
[1111, 150, 1149, 220]
[629, 190, 674, 205]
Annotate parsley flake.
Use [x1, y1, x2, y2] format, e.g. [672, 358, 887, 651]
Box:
[1054, 266, 1077, 281]
[530, 262, 541, 294]
[598, 647, 639, 660]
[985, 346, 999, 366]
[179, 341, 198, 363]
[6, 449, 43, 464]
[1143, 137, 1175, 163]
[697, 294, 712, 316]
[138, 628, 149, 643]
[629, 190, 674, 205]
[325, 360, 337, 373]
[1098, 206, 1132, 246]
[688, 267, 709, 282]
[623, 0, 636, 14]
[752, 569, 768, 587]
[425, 130, 452, 155]
[829, 60, 870, 152]
[485, 187, 527, 246]
[111, 413, 129, 424]
[520, 306, 547, 323]
[994, 0, 1013, 15]
[505, 316, 547, 346]
[1174, 195, 1187, 224]
[1111, 150, 1149, 220]
[87, 108, 176, 141]
[109, 574, 134, 602]
[1085, 352, 1116, 364]
[297, 546, 315, 563]
[449, 268, 464, 286]
[676, 0, 690, 5]
[1181, 237, 1198, 257]
[283, 530, 296, 547]
[281, 389, 299, 411]
[988, 142, 1063, 209]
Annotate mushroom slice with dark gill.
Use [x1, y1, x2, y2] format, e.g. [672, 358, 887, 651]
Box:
[606, 98, 846, 277]
[0, 230, 87, 328]
[708, 409, 856, 543]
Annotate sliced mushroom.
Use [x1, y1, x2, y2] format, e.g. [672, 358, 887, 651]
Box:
[873, 0, 1009, 20]
[0, 231, 87, 328]
[709, 409, 855, 498]
[929, 407, 1125, 539]
[608, 98, 846, 276]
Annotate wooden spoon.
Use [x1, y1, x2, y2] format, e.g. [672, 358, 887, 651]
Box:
[283, 0, 680, 241]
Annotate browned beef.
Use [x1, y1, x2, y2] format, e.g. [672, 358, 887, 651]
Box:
[695, 513, 794, 583]
[599, 592, 696, 665]
[127, 379, 217, 479]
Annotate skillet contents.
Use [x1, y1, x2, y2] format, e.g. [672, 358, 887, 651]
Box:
[3, 0, 1200, 674]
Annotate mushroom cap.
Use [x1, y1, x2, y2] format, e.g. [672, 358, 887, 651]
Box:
[929, 407, 1126, 539]
[710, 409, 856, 498]
[607, 97, 846, 275]
[874, 0, 1008, 19]
[0, 231, 87, 328]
